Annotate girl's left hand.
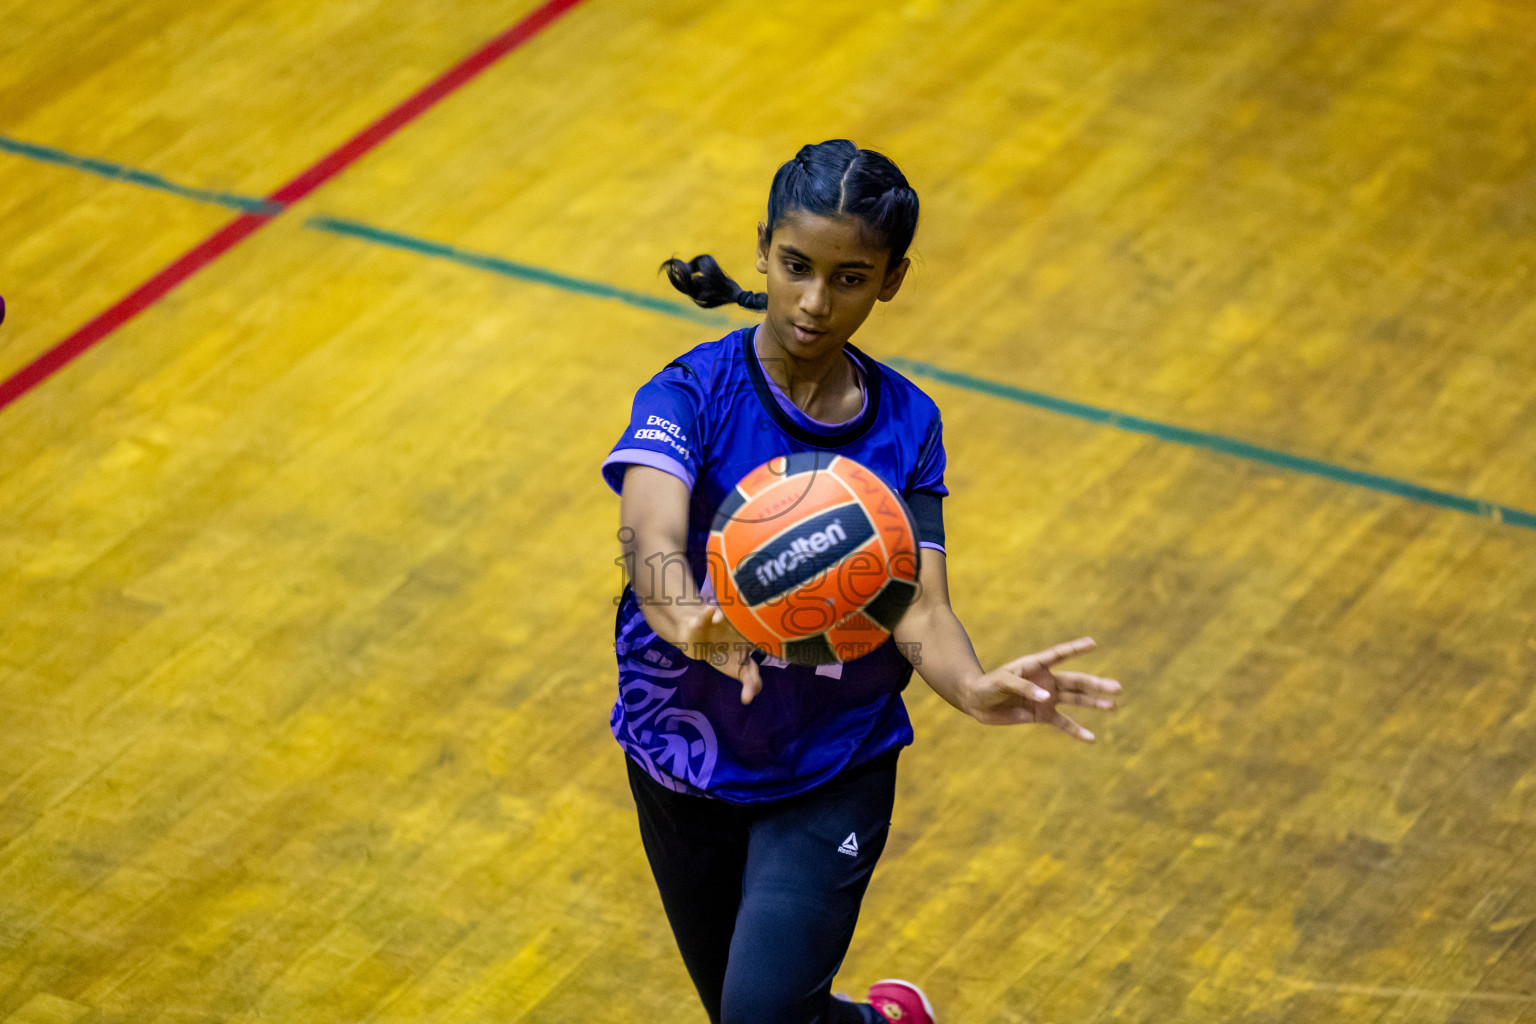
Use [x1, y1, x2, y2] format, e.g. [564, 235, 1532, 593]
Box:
[961, 637, 1121, 741]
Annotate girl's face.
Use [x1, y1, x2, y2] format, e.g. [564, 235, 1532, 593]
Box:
[755, 211, 909, 361]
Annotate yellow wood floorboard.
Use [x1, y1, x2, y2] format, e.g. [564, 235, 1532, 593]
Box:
[0, 0, 1532, 1022]
[0, 0, 555, 197]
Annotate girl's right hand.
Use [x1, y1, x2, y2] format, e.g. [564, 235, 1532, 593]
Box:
[677, 604, 764, 706]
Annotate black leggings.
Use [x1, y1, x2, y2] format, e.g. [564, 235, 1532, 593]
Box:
[627, 751, 899, 1024]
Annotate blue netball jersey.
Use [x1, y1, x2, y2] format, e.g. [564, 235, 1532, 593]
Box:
[602, 326, 947, 803]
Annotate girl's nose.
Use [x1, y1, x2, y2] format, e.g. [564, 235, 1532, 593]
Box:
[800, 278, 832, 318]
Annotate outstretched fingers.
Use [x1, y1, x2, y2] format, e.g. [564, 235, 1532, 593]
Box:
[1003, 636, 1096, 677]
[1055, 691, 1117, 710]
[1053, 670, 1121, 709]
[1003, 675, 1053, 703]
[978, 639, 1119, 736]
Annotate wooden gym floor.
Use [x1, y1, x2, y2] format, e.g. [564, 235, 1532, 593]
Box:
[1, 0, 1534, 1021]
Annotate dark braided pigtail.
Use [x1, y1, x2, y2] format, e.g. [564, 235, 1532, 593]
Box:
[661, 254, 768, 310]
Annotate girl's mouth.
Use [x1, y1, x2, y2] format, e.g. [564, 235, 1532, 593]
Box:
[792, 323, 826, 343]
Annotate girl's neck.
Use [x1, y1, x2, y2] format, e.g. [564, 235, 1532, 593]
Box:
[752, 324, 862, 423]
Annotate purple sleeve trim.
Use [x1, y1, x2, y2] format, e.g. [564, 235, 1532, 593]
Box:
[602, 448, 695, 494]
[919, 541, 947, 554]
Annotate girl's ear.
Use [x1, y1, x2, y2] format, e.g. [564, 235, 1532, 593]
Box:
[755, 222, 770, 274]
[878, 257, 910, 302]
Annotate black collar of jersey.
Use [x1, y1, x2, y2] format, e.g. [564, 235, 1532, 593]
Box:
[740, 327, 882, 448]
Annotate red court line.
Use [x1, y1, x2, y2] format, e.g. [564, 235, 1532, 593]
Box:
[0, 0, 586, 414]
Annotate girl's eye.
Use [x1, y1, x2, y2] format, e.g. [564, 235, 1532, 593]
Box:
[839, 275, 866, 287]
[784, 260, 809, 274]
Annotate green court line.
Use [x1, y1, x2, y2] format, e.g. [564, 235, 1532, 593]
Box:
[0, 134, 718, 325]
[306, 216, 729, 326]
[884, 356, 1536, 531]
[0, 135, 282, 214]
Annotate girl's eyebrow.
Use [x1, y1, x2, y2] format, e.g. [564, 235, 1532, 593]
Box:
[779, 244, 876, 270]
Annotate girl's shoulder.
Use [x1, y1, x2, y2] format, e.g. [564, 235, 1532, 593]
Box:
[657, 328, 749, 385]
[847, 346, 943, 426]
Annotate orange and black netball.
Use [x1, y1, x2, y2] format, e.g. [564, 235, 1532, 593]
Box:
[707, 452, 920, 665]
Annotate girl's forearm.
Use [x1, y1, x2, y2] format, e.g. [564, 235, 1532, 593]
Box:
[619, 466, 715, 651]
[630, 560, 706, 646]
[621, 517, 706, 645]
[897, 604, 985, 717]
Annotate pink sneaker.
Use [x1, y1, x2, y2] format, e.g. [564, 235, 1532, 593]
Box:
[868, 979, 936, 1024]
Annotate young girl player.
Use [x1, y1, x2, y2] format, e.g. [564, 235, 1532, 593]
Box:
[602, 140, 1121, 1024]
